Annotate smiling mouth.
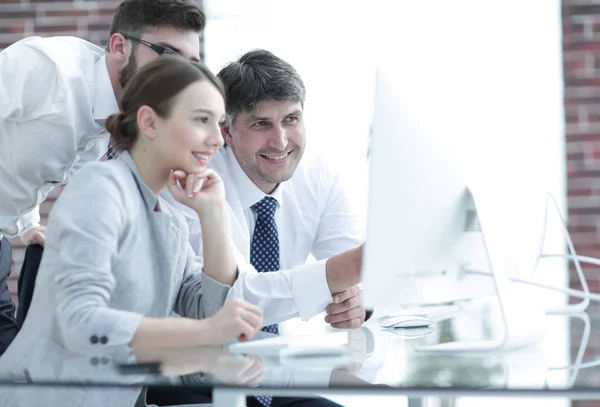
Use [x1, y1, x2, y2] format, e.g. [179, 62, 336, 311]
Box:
[192, 152, 212, 162]
[260, 151, 293, 161]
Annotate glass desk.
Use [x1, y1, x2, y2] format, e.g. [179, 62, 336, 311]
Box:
[1, 298, 598, 407]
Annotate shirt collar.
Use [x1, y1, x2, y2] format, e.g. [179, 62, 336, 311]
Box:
[93, 55, 119, 122]
[117, 151, 163, 214]
[226, 148, 284, 211]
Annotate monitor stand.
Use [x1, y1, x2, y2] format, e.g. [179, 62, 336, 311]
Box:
[415, 191, 550, 354]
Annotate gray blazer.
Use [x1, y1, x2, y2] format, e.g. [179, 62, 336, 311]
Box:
[0, 153, 229, 407]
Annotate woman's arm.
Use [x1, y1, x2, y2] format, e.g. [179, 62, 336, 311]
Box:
[167, 169, 238, 286]
[53, 164, 142, 354]
[197, 205, 237, 285]
[133, 298, 263, 348]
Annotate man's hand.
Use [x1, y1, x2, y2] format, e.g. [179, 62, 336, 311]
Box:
[325, 244, 363, 294]
[325, 285, 366, 329]
[20, 225, 47, 246]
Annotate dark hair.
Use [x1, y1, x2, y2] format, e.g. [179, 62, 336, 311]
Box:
[109, 0, 205, 38]
[217, 49, 306, 127]
[105, 56, 224, 151]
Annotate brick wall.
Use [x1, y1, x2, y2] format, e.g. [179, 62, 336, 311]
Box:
[0, 0, 203, 301]
[564, 1, 600, 406]
[564, 1, 600, 295]
[0, 1, 121, 49]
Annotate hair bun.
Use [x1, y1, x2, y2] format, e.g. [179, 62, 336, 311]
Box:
[104, 112, 135, 152]
[104, 112, 125, 136]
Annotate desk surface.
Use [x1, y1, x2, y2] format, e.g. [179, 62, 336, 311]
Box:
[0, 298, 598, 401]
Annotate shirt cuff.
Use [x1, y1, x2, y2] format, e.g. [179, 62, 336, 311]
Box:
[291, 259, 333, 321]
[101, 310, 143, 350]
[17, 207, 41, 237]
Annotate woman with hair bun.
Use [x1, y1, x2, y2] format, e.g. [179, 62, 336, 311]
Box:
[0, 56, 263, 398]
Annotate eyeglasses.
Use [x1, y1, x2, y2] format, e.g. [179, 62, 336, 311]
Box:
[121, 33, 181, 57]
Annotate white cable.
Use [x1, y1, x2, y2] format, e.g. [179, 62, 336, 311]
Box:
[545, 193, 590, 310]
[542, 253, 600, 268]
[464, 269, 600, 302]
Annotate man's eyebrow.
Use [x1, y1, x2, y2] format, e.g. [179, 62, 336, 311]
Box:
[246, 114, 271, 122]
[286, 109, 303, 117]
[157, 42, 200, 61]
[157, 42, 180, 52]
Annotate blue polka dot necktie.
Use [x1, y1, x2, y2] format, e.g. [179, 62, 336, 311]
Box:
[250, 196, 280, 336]
[250, 196, 279, 407]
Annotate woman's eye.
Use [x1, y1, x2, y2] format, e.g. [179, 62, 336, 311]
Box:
[195, 117, 209, 124]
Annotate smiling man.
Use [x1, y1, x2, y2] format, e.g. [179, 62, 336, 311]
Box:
[215, 49, 367, 331]
[0, 0, 205, 354]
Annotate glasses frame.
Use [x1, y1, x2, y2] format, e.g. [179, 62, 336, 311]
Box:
[121, 33, 181, 57]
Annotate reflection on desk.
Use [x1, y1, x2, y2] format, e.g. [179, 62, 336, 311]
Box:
[2, 298, 600, 406]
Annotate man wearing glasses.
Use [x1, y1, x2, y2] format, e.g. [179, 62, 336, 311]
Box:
[0, 0, 204, 355]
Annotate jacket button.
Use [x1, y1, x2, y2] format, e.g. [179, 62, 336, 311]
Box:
[90, 335, 99, 344]
[100, 336, 108, 345]
[91, 357, 99, 366]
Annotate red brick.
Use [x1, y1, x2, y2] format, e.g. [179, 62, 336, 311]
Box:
[33, 24, 79, 33]
[0, 23, 25, 34]
[0, 11, 36, 20]
[98, 6, 120, 17]
[44, 9, 91, 18]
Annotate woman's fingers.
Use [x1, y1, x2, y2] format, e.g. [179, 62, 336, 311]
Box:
[240, 308, 263, 332]
[236, 318, 258, 341]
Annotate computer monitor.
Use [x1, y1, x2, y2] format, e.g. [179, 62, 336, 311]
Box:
[361, 63, 550, 352]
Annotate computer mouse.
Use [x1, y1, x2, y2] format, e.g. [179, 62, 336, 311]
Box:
[379, 315, 434, 329]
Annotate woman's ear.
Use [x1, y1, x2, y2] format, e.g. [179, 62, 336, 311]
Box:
[137, 106, 158, 139]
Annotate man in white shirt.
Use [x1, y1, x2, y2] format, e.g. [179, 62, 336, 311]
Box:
[0, 0, 206, 354]
[224, 49, 368, 328]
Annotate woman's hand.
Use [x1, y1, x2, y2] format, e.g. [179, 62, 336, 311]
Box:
[206, 298, 264, 345]
[167, 168, 226, 215]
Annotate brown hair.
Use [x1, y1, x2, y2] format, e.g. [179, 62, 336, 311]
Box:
[105, 56, 224, 151]
[218, 49, 306, 127]
[109, 0, 205, 38]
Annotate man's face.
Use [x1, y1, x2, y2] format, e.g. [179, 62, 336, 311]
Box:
[224, 100, 306, 193]
[119, 25, 201, 89]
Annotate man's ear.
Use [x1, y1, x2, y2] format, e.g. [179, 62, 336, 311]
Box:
[108, 33, 130, 59]
[137, 105, 158, 139]
[221, 123, 234, 146]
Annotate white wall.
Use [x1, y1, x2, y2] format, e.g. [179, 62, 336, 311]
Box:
[203, 1, 569, 406]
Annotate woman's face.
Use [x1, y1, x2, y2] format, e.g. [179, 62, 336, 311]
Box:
[153, 80, 225, 174]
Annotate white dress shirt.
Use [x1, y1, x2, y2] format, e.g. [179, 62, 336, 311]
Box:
[163, 147, 364, 326]
[0, 36, 118, 240]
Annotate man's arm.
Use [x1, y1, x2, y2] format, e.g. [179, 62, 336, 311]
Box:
[311, 166, 365, 260]
[311, 164, 370, 328]
[0, 41, 62, 241]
